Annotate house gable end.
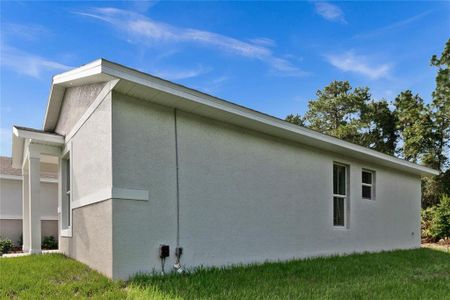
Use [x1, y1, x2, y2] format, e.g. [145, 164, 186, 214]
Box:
[54, 82, 107, 136]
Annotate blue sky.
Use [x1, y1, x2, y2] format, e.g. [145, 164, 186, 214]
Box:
[1, 1, 449, 156]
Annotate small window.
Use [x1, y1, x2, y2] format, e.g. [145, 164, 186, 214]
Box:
[66, 158, 71, 226]
[362, 170, 375, 200]
[61, 156, 71, 229]
[333, 163, 348, 227]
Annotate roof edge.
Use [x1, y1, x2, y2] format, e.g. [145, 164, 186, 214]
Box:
[11, 126, 64, 168]
[40, 58, 440, 177]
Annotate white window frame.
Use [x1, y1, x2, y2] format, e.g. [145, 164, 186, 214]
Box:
[362, 169, 375, 200]
[333, 162, 349, 229]
[60, 144, 73, 237]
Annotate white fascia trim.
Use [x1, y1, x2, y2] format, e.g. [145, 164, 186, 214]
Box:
[0, 215, 58, 220]
[99, 60, 439, 176]
[65, 79, 120, 142]
[46, 59, 439, 176]
[13, 127, 64, 145]
[0, 174, 58, 183]
[52, 59, 103, 85]
[72, 187, 149, 209]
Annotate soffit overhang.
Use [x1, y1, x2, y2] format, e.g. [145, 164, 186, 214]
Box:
[41, 59, 440, 177]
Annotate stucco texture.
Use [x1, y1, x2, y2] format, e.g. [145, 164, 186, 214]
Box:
[109, 93, 421, 279]
[60, 200, 113, 277]
[58, 88, 113, 277]
[55, 82, 106, 136]
[111, 93, 178, 279]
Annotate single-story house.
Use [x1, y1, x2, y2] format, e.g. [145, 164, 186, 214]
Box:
[9, 59, 438, 279]
[0, 156, 58, 245]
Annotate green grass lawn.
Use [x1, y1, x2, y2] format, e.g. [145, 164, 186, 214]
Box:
[1, 249, 449, 299]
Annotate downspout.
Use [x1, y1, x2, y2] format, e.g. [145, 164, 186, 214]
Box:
[173, 109, 184, 272]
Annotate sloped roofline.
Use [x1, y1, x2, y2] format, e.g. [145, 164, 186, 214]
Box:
[41, 58, 439, 176]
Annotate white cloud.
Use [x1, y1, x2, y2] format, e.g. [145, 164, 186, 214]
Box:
[248, 37, 276, 47]
[3, 22, 50, 41]
[354, 10, 432, 39]
[76, 8, 307, 77]
[151, 65, 211, 80]
[314, 2, 347, 24]
[0, 44, 71, 78]
[325, 51, 391, 80]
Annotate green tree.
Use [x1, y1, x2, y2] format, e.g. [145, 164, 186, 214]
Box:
[394, 91, 431, 163]
[360, 99, 398, 155]
[421, 39, 450, 207]
[293, 80, 398, 155]
[426, 38, 450, 171]
[285, 114, 304, 126]
[302, 81, 367, 143]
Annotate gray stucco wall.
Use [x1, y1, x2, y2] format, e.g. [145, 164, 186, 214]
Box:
[59, 89, 113, 277]
[70, 95, 112, 201]
[110, 92, 421, 279]
[60, 200, 113, 277]
[55, 82, 106, 136]
[111, 93, 177, 279]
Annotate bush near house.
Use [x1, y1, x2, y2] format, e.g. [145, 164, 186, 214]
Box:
[41, 236, 58, 250]
[422, 194, 450, 242]
[0, 238, 13, 255]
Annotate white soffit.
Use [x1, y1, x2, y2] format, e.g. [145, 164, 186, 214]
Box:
[43, 59, 440, 176]
[11, 126, 64, 168]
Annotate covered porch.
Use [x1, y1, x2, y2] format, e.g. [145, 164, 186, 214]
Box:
[12, 126, 64, 254]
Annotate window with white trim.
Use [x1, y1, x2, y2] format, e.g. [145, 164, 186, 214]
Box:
[61, 156, 71, 229]
[333, 163, 348, 227]
[362, 170, 375, 200]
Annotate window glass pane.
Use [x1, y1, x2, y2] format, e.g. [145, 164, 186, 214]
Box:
[362, 171, 372, 184]
[333, 165, 338, 194]
[362, 185, 372, 199]
[68, 197, 71, 226]
[65, 159, 71, 226]
[66, 159, 70, 190]
[333, 197, 345, 226]
[334, 164, 346, 195]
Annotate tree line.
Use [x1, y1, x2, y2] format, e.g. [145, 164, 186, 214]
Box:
[286, 39, 450, 208]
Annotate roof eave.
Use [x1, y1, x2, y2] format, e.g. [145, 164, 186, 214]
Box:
[40, 59, 440, 177]
[43, 59, 113, 131]
[11, 126, 65, 168]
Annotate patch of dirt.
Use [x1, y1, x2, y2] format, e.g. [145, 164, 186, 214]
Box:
[422, 241, 450, 252]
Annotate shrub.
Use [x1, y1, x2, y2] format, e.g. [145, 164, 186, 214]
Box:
[430, 194, 450, 240]
[421, 206, 436, 241]
[0, 238, 13, 255]
[42, 236, 58, 250]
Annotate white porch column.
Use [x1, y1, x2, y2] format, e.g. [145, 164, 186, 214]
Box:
[22, 164, 30, 252]
[28, 152, 42, 254]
